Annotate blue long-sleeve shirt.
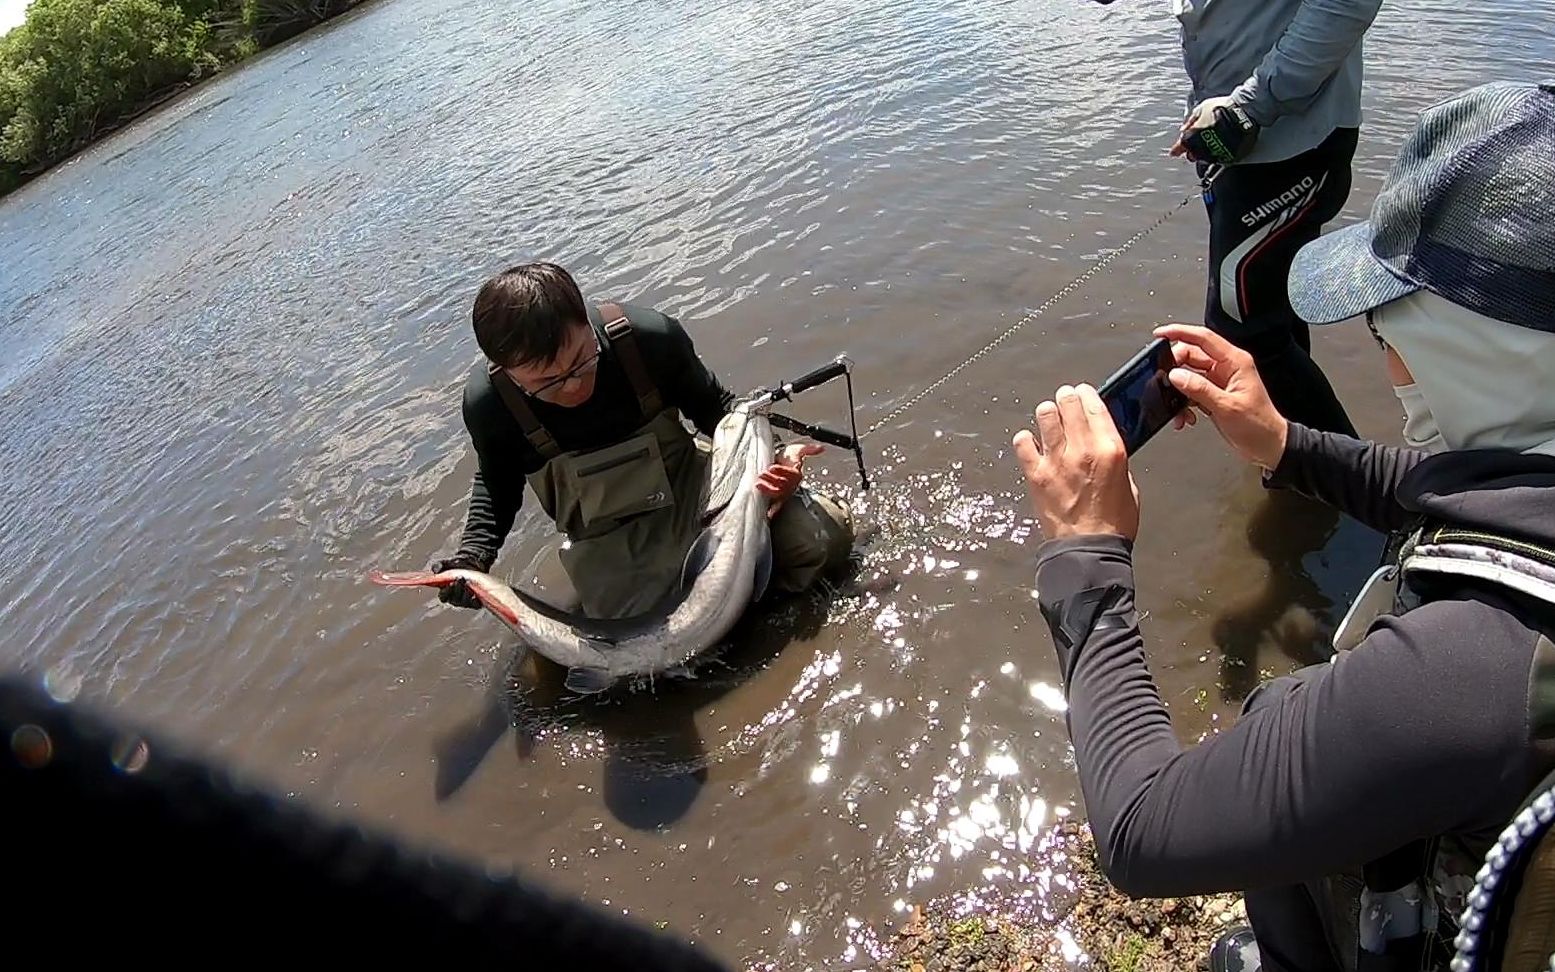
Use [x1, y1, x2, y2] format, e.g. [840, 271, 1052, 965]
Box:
[1171, 0, 1385, 163]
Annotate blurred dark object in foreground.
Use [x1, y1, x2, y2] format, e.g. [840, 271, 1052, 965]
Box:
[0, 673, 728, 969]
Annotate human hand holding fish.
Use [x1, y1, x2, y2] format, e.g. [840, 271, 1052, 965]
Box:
[430, 552, 490, 609]
[756, 442, 824, 517]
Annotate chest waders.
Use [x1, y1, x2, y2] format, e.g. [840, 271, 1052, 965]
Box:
[1323, 525, 1555, 972]
[488, 304, 711, 621]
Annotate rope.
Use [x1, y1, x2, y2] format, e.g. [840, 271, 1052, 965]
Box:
[860, 170, 1220, 440]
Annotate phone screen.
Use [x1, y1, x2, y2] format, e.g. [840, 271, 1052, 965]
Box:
[1099, 338, 1188, 455]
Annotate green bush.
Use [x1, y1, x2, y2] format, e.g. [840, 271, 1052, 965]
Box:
[0, 0, 217, 178]
[242, 0, 355, 46]
[0, 0, 361, 194]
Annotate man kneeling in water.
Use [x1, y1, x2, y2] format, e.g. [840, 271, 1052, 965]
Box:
[433, 262, 854, 621]
[1015, 80, 1555, 972]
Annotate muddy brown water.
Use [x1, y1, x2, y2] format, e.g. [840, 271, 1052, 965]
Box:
[2, 0, 1550, 966]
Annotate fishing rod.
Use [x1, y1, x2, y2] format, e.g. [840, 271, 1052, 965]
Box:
[747, 355, 871, 492]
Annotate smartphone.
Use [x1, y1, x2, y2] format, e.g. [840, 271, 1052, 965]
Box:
[1097, 337, 1189, 455]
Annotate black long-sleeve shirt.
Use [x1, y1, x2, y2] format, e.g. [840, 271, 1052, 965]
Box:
[1034, 423, 1555, 896]
[454, 303, 734, 566]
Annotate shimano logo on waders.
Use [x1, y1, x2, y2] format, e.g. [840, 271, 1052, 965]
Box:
[1241, 175, 1317, 227]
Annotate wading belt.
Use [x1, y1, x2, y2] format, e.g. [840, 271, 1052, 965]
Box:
[488, 302, 664, 460]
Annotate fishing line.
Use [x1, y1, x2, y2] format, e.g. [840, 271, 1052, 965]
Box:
[859, 165, 1225, 440]
[752, 165, 1224, 491]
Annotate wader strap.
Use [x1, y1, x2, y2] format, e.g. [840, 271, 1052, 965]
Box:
[598, 302, 664, 419]
[1531, 635, 1555, 766]
[487, 364, 562, 460]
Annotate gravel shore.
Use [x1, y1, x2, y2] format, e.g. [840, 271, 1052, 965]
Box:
[872, 822, 1246, 972]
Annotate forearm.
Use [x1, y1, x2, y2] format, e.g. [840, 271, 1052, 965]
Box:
[685, 369, 736, 437]
[1229, 0, 1382, 126]
[1035, 536, 1469, 897]
[1265, 422, 1427, 532]
[663, 315, 736, 435]
[455, 465, 521, 566]
[1035, 537, 1187, 890]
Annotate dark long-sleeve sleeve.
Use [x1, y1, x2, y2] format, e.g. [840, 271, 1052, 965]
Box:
[453, 390, 528, 567]
[454, 464, 521, 568]
[1264, 422, 1429, 534]
[1034, 534, 1525, 898]
[651, 313, 735, 437]
[1228, 0, 1383, 126]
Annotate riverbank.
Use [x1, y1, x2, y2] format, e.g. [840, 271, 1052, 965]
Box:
[871, 822, 1245, 972]
[0, 0, 371, 196]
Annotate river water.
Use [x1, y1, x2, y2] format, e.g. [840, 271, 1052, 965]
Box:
[2, 0, 1550, 966]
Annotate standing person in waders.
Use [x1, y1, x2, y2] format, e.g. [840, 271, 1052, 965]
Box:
[1089, 0, 1385, 435]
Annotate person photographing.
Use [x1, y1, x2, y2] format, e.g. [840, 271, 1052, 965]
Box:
[1013, 80, 1555, 971]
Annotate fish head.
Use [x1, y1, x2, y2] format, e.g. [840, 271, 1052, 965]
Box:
[704, 407, 776, 517]
[746, 411, 774, 471]
[712, 406, 753, 451]
[705, 409, 757, 514]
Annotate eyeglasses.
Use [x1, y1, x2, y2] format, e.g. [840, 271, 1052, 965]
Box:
[1365, 310, 1386, 349]
[518, 331, 602, 402]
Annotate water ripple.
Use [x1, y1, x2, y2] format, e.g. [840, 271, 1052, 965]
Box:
[0, 0, 1546, 967]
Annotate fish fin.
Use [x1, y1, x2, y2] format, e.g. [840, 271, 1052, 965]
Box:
[679, 527, 722, 591]
[752, 525, 774, 602]
[564, 667, 615, 695]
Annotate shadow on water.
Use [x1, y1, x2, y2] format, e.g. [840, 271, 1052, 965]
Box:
[1209, 488, 1387, 703]
[430, 563, 861, 830]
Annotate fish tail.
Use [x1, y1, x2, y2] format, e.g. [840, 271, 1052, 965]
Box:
[368, 569, 453, 587]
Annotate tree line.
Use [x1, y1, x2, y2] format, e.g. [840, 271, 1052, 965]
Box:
[0, 0, 363, 195]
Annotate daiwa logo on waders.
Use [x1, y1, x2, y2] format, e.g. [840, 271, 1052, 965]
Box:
[1241, 175, 1317, 227]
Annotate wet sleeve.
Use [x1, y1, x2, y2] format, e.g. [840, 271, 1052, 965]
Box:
[453, 385, 527, 567]
[1264, 422, 1428, 533]
[1034, 536, 1510, 897]
[1227, 0, 1383, 126]
[660, 313, 736, 436]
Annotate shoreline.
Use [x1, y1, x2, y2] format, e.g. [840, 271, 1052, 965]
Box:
[868, 822, 1244, 972]
[0, 0, 380, 198]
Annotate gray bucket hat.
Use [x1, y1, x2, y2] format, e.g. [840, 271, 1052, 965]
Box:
[1288, 79, 1555, 332]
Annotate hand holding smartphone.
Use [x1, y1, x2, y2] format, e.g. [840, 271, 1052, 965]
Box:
[1097, 337, 1189, 455]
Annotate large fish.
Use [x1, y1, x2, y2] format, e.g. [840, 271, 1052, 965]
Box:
[370, 404, 776, 694]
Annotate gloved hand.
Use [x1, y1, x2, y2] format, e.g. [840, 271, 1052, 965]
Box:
[756, 443, 825, 518]
[1170, 96, 1259, 165]
[431, 553, 491, 609]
